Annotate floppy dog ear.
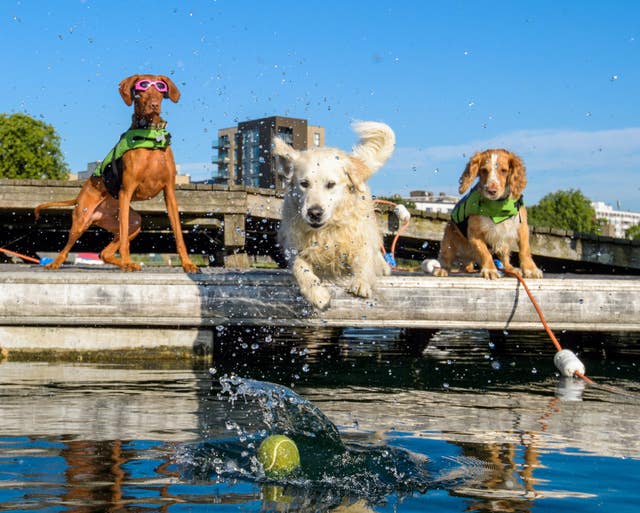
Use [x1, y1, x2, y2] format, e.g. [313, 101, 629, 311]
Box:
[118, 75, 140, 106]
[272, 137, 299, 182]
[345, 157, 369, 193]
[158, 75, 180, 103]
[507, 151, 527, 198]
[458, 152, 482, 194]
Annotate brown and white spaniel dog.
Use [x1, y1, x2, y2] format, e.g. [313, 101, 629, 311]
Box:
[426, 149, 542, 280]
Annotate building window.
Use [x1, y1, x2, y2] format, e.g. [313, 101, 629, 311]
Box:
[242, 128, 261, 187]
[313, 132, 320, 147]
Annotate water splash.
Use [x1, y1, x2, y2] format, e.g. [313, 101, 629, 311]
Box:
[176, 376, 488, 505]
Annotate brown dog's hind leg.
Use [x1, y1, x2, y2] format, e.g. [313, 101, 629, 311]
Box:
[44, 187, 107, 270]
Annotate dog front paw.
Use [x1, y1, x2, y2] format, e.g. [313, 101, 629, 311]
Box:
[182, 261, 199, 273]
[349, 278, 373, 299]
[523, 266, 543, 279]
[305, 285, 331, 310]
[480, 267, 501, 280]
[433, 268, 449, 277]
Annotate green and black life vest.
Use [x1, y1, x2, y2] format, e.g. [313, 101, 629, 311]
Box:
[451, 186, 523, 238]
[93, 128, 172, 198]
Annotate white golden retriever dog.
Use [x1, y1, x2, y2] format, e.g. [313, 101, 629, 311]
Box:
[273, 121, 395, 310]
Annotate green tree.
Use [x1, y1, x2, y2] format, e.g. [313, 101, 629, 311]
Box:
[626, 224, 640, 240]
[528, 189, 601, 234]
[0, 113, 69, 179]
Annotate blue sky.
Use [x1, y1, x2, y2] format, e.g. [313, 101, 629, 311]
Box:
[2, 1, 639, 211]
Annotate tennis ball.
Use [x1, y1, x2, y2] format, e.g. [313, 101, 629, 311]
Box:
[257, 435, 300, 477]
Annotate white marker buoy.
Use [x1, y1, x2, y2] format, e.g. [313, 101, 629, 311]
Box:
[393, 204, 411, 225]
[421, 259, 441, 275]
[554, 349, 586, 378]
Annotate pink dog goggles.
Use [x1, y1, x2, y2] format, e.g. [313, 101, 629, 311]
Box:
[134, 79, 169, 94]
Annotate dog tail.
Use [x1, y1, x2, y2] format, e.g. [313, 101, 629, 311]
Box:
[351, 121, 396, 176]
[34, 199, 77, 220]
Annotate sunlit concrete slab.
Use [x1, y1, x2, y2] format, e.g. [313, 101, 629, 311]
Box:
[0, 265, 638, 353]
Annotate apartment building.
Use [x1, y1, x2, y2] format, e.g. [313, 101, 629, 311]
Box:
[213, 116, 325, 189]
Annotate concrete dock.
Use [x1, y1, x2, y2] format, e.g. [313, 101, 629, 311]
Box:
[1, 264, 638, 354]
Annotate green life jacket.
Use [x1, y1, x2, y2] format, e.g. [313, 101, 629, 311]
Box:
[93, 128, 171, 198]
[451, 186, 523, 237]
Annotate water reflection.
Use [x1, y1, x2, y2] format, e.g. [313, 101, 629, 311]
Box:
[0, 328, 638, 512]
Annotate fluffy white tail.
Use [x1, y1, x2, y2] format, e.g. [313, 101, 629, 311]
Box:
[351, 121, 395, 175]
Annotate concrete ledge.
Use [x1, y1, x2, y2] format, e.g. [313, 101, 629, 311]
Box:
[0, 326, 212, 354]
[0, 266, 639, 354]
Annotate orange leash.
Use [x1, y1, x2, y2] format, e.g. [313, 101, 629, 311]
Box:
[374, 199, 411, 268]
[0, 247, 52, 266]
[498, 263, 596, 386]
[0, 247, 40, 264]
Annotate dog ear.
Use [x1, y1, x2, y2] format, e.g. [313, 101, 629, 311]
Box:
[272, 137, 299, 181]
[345, 157, 369, 193]
[118, 75, 139, 106]
[159, 75, 181, 103]
[507, 151, 527, 198]
[458, 152, 481, 194]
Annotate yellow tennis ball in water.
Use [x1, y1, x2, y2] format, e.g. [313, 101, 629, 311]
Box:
[257, 435, 300, 477]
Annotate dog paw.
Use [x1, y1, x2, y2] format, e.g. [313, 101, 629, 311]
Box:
[348, 278, 372, 299]
[182, 262, 199, 273]
[304, 286, 331, 310]
[432, 268, 449, 277]
[480, 267, 501, 280]
[523, 267, 543, 279]
[121, 262, 142, 272]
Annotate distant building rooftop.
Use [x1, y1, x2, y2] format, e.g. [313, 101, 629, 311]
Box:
[592, 201, 640, 238]
[403, 190, 459, 214]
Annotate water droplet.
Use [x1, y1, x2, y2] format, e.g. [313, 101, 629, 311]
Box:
[610, 74, 619, 81]
[491, 360, 502, 370]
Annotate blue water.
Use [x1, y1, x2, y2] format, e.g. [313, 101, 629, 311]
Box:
[0, 328, 639, 512]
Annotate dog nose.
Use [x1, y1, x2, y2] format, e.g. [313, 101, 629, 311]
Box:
[307, 205, 324, 223]
[486, 183, 499, 195]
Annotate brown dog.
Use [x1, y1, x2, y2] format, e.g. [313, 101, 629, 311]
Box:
[429, 149, 542, 280]
[35, 74, 198, 272]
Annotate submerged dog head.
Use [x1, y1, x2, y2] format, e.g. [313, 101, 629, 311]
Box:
[118, 74, 180, 127]
[273, 121, 395, 229]
[458, 149, 526, 200]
